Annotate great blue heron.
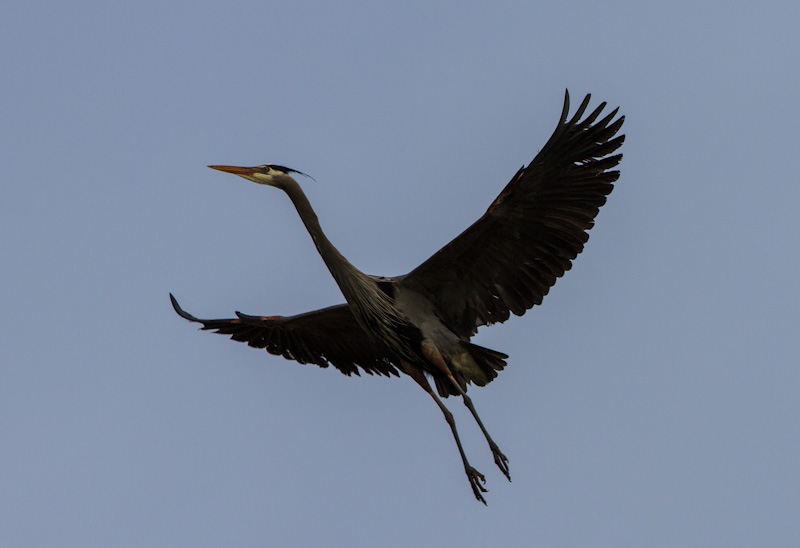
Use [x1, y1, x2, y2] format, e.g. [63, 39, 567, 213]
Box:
[170, 91, 624, 504]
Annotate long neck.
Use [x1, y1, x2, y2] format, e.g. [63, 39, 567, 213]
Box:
[277, 178, 411, 353]
[277, 178, 375, 300]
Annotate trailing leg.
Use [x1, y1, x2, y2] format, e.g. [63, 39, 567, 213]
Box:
[403, 362, 489, 504]
[447, 374, 511, 481]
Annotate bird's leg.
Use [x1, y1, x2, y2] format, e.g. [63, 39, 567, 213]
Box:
[462, 393, 510, 481]
[402, 362, 488, 504]
[446, 375, 511, 481]
[429, 389, 489, 504]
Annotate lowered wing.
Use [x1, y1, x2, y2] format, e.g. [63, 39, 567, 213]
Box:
[170, 294, 400, 377]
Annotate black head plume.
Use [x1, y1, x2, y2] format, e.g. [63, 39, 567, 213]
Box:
[265, 164, 316, 182]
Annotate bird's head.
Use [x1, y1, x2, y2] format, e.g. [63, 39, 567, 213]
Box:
[208, 164, 314, 187]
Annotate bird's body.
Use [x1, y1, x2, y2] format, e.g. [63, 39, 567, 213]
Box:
[171, 91, 625, 503]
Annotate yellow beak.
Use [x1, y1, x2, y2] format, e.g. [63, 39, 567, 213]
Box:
[207, 165, 258, 176]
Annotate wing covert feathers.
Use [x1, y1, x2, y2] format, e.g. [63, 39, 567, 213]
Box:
[170, 294, 400, 377]
[402, 91, 624, 338]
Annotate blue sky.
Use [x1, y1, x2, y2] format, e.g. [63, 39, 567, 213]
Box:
[3, 1, 799, 546]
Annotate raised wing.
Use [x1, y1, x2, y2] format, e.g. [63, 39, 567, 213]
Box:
[170, 294, 400, 377]
[402, 91, 624, 338]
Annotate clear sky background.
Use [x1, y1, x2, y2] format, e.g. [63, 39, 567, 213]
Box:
[3, 1, 799, 546]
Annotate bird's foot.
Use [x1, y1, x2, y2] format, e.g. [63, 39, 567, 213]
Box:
[490, 442, 511, 481]
[466, 466, 488, 505]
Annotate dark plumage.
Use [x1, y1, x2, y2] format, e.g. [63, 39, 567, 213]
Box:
[171, 91, 624, 504]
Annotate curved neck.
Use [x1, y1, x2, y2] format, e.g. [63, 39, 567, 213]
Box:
[277, 178, 374, 297]
[276, 177, 407, 352]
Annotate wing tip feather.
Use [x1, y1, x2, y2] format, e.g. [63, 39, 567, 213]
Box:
[170, 293, 201, 323]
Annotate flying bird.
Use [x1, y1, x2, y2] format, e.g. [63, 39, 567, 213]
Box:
[170, 91, 624, 504]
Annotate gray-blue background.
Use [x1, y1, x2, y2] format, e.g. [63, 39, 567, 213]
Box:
[3, 1, 798, 546]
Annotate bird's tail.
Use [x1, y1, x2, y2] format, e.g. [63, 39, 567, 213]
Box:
[462, 341, 508, 384]
[434, 342, 508, 397]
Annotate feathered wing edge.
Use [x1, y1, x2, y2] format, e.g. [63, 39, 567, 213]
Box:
[170, 294, 400, 378]
[401, 90, 625, 339]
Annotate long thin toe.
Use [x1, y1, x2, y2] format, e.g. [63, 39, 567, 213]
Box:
[467, 466, 488, 504]
[490, 444, 511, 481]
[495, 453, 511, 481]
[471, 482, 488, 505]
